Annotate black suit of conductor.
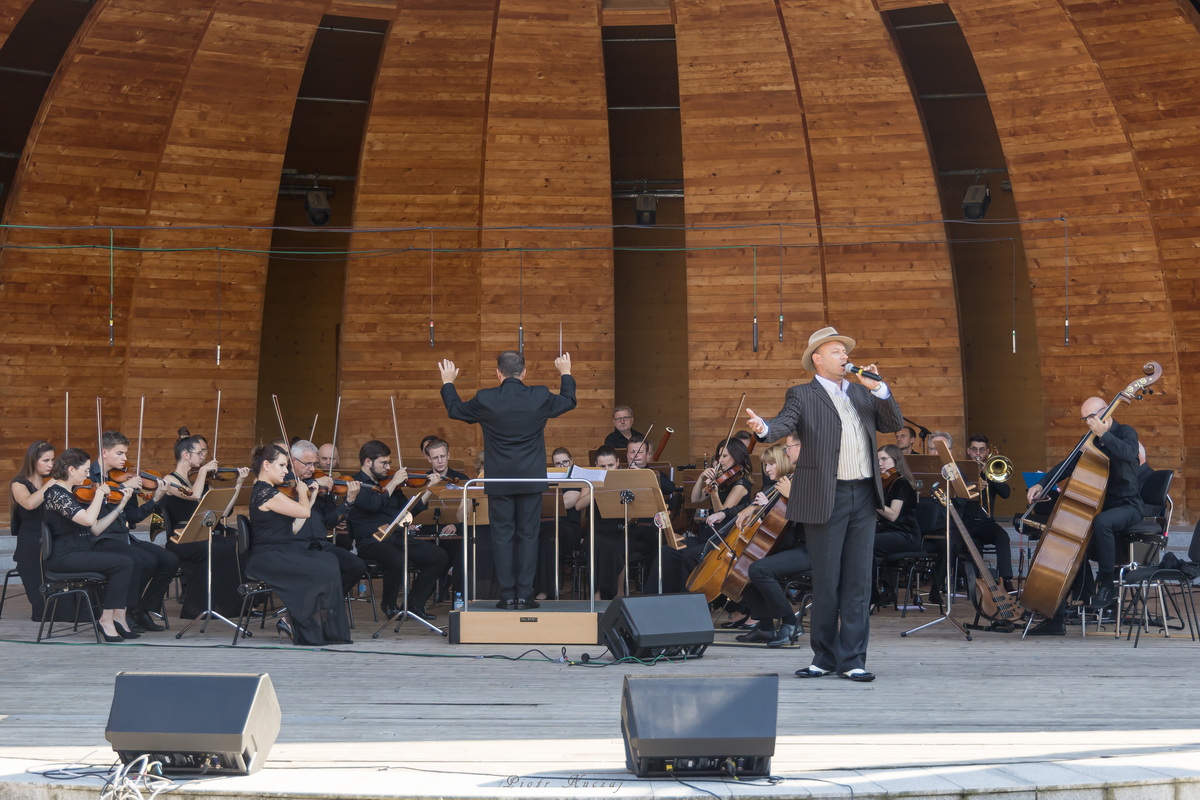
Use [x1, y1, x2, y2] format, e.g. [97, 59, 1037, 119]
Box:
[441, 352, 576, 604]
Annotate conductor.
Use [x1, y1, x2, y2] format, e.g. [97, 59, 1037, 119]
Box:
[439, 351, 576, 610]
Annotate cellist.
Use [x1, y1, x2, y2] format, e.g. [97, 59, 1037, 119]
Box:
[733, 437, 809, 647]
[1025, 396, 1143, 635]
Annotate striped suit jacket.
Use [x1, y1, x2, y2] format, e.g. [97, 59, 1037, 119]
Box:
[761, 378, 903, 525]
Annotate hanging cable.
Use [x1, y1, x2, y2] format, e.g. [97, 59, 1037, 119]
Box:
[108, 229, 115, 347]
[429, 228, 436, 348]
[777, 224, 785, 341]
[517, 248, 524, 356]
[215, 247, 222, 365]
[1061, 216, 1070, 346]
[751, 245, 759, 353]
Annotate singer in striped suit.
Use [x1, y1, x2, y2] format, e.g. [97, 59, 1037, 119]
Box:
[746, 327, 903, 682]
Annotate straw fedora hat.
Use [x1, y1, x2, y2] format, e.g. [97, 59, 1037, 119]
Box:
[802, 326, 856, 373]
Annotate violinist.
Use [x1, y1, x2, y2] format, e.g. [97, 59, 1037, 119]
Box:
[895, 426, 918, 456]
[735, 436, 810, 647]
[627, 436, 677, 500]
[160, 432, 249, 619]
[10, 440, 55, 620]
[41, 448, 139, 641]
[318, 443, 339, 472]
[246, 443, 351, 645]
[419, 438, 468, 598]
[657, 438, 754, 595]
[537, 447, 583, 600]
[285, 440, 366, 595]
[1026, 396, 1143, 634]
[345, 439, 449, 620]
[871, 444, 920, 607]
[573, 447, 624, 599]
[90, 431, 180, 633]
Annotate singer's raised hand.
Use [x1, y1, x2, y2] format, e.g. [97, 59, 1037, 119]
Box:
[744, 408, 767, 436]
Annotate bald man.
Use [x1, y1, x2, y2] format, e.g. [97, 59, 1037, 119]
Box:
[1026, 396, 1143, 633]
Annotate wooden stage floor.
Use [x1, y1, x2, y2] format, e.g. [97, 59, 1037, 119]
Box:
[1, 589, 1198, 800]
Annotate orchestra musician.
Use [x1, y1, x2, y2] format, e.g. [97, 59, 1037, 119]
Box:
[290, 439, 366, 596]
[574, 447, 624, 599]
[246, 443, 351, 646]
[895, 426, 918, 456]
[927, 432, 1015, 594]
[318, 443, 339, 472]
[733, 438, 809, 647]
[746, 326, 903, 682]
[40, 448, 139, 641]
[91, 431, 180, 633]
[537, 447, 582, 600]
[1025, 396, 1143, 634]
[439, 351, 576, 611]
[419, 437, 469, 600]
[871, 444, 921, 607]
[161, 431, 249, 618]
[345, 440, 450, 620]
[603, 405, 643, 452]
[10, 440, 56, 620]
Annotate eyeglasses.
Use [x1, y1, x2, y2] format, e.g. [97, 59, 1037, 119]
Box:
[553, 460, 571, 467]
[784, 442, 801, 451]
[613, 416, 633, 422]
[295, 459, 318, 468]
[1079, 412, 1100, 422]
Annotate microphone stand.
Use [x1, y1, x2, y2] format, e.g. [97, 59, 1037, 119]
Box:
[902, 472, 972, 641]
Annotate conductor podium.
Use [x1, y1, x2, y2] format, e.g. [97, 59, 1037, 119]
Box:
[448, 471, 681, 645]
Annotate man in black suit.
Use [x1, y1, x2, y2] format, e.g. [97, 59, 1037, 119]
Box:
[746, 327, 902, 682]
[1025, 396, 1142, 633]
[439, 351, 576, 609]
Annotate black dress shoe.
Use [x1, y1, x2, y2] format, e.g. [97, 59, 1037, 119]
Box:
[841, 669, 876, 682]
[381, 603, 401, 619]
[496, 599, 516, 610]
[1028, 617, 1066, 636]
[767, 623, 799, 648]
[134, 611, 165, 632]
[735, 627, 774, 643]
[1089, 584, 1116, 610]
[411, 606, 437, 620]
[515, 598, 539, 610]
[113, 621, 141, 640]
[876, 592, 896, 608]
[720, 614, 752, 629]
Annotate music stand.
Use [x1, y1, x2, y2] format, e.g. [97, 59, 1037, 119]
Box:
[370, 494, 445, 639]
[541, 470, 571, 599]
[593, 470, 671, 595]
[173, 488, 240, 639]
[902, 441, 973, 641]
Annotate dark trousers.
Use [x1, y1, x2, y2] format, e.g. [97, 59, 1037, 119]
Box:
[959, 519, 1014, 579]
[536, 519, 580, 598]
[312, 540, 366, 594]
[1089, 504, 1144, 578]
[45, 550, 137, 611]
[743, 545, 812, 623]
[93, 537, 180, 614]
[358, 535, 450, 610]
[805, 479, 876, 673]
[873, 530, 921, 593]
[488, 492, 542, 601]
[657, 539, 705, 594]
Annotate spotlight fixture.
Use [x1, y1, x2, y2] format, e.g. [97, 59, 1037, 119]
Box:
[634, 192, 657, 226]
[304, 190, 331, 226]
[962, 182, 991, 220]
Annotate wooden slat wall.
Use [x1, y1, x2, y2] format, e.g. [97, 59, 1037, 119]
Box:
[0, 1, 214, 474]
[674, 0, 825, 457]
[340, 0, 497, 466]
[0, 0, 34, 48]
[1056, 0, 1200, 519]
[778, 0, 964, 447]
[476, 0, 615, 459]
[952, 0, 1184, 503]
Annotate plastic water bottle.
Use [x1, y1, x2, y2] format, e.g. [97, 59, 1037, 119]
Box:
[453, 592, 464, 612]
[357, 580, 368, 597]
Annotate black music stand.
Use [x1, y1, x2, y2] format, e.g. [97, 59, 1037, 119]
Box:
[370, 494, 446, 639]
[173, 488, 240, 639]
[902, 441, 973, 641]
[593, 470, 668, 595]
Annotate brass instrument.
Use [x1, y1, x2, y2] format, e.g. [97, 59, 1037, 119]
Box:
[977, 446, 1013, 513]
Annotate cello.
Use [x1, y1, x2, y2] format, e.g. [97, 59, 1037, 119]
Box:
[1019, 362, 1162, 618]
[719, 488, 790, 602]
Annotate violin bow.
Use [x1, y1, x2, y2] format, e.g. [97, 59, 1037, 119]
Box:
[390, 395, 404, 470]
[308, 413, 319, 442]
[723, 393, 747, 452]
[270, 394, 296, 477]
[212, 389, 221, 461]
[64, 391, 70, 450]
[330, 395, 342, 471]
[135, 394, 145, 491]
[95, 396, 103, 474]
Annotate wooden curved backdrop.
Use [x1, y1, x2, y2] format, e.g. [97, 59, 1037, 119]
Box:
[0, 0, 1196, 519]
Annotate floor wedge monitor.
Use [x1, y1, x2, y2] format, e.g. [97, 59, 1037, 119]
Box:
[105, 672, 281, 775]
[599, 592, 713, 660]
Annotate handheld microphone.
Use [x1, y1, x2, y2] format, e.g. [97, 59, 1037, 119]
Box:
[846, 363, 883, 382]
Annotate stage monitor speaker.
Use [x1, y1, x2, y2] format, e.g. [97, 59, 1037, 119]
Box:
[105, 672, 281, 775]
[620, 673, 778, 777]
[599, 593, 713, 661]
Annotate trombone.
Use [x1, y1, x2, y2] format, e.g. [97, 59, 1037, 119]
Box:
[978, 446, 1014, 513]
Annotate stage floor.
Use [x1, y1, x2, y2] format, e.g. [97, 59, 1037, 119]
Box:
[1, 589, 1199, 800]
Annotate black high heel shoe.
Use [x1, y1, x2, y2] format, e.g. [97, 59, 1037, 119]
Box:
[99, 626, 125, 643]
[113, 621, 141, 640]
[277, 617, 294, 643]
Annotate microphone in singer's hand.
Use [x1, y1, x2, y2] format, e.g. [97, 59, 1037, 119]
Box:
[846, 363, 883, 382]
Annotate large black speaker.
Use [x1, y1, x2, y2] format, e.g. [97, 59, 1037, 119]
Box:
[599, 593, 714, 660]
[105, 672, 281, 775]
[620, 673, 778, 777]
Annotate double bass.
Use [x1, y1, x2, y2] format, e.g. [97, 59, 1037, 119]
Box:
[685, 483, 791, 603]
[1019, 362, 1162, 618]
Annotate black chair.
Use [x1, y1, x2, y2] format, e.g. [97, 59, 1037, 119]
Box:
[1117, 469, 1174, 567]
[36, 523, 107, 643]
[231, 515, 279, 646]
[1118, 521, 1200, 647]
[348, 560, 382, 626]
[0, 566, 20, 619]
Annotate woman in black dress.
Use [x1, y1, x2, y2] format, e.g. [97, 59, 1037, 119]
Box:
[872, 444, 921, 606]
[10, 440, 55, 620]
[246, 444, 351, 646]
[161, 431, 249, 618]
[40, 448, 139, 641]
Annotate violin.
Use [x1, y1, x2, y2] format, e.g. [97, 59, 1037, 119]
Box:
[312, 470, 373, 497]
[73, 477, 125, 504]
[189, 465, 245, 482]
[881, 466, 898, 489]
[107, 468, 164, 493]
[379, 469, 436, 489]
[705, 464, 745, 495]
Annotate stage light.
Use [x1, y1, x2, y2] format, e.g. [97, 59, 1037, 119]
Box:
[963, 183, 991, 219]
[305, 190, 331, 225]
[635, 192, 657, 226]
